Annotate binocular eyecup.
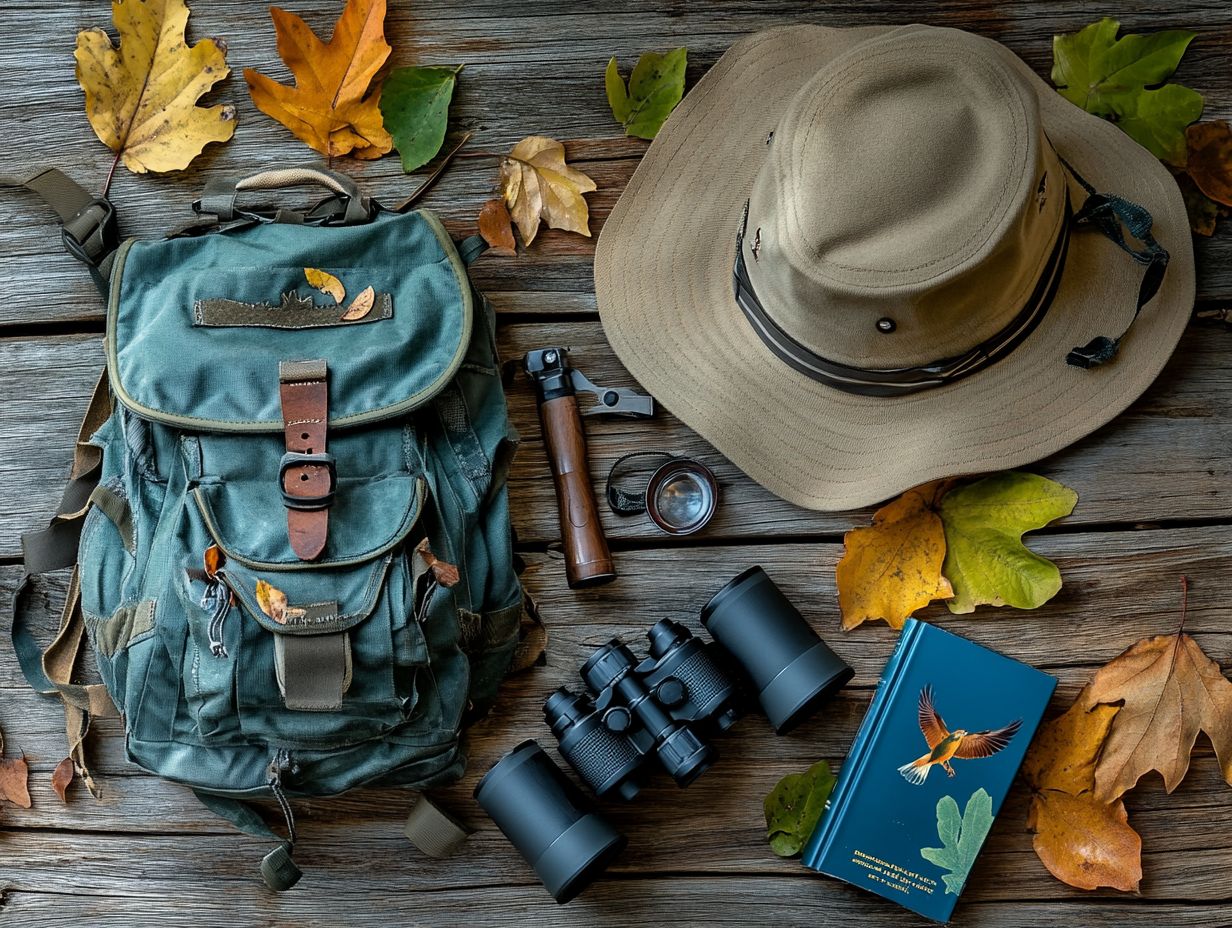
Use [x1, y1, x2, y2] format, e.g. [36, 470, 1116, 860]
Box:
[474, 740, 626, 904]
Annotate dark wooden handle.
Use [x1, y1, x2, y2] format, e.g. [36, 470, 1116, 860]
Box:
[539, 395, 616, 588]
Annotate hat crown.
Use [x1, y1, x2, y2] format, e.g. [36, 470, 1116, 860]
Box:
[745, 27, 1065, 370]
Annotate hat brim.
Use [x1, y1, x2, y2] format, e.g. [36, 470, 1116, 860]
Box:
[595, 25, 1195, 511]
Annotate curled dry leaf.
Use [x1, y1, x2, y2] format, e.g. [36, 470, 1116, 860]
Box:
[255, 578, 306, 625]
[305, 268, 346, 304]
[0, 754, 32, 809]
[52, 757, 76, 803]
[836, 480, 953, 631]
[478, 198, 517, 256]
[340, 285, 376, 321]
[244, 0, 393, 159]
[499, 136, 598, 246]
[75, 0, 236, 174]
[1022, 686, 1141, 892]
[415, 538, 460, 588]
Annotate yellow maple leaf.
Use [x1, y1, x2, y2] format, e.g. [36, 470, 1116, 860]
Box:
[499, 136, 598, 245]
[74, 0, 236, 174]
[243, 0, 393, 160]
[835, 480, 954, 630]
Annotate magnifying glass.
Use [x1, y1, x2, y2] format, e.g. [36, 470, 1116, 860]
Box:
[606, 452, 720, 536]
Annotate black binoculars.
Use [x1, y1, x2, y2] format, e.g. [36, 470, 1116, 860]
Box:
[478, 566, 854, 904]
[546, 566, 854, 801]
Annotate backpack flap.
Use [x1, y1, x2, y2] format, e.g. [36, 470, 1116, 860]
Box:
[104, 209, 472, 431]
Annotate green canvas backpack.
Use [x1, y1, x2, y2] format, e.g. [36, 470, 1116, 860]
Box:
[8, 166, 537, 889]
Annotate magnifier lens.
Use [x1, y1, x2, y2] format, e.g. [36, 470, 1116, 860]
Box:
[646, 462, 718, 535]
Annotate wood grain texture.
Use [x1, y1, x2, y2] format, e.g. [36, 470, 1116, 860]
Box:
[2, 2, 1232, 926]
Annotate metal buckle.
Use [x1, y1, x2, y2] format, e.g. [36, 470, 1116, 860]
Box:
[278, 451, 337, 511]
[61, 197, 119, 265]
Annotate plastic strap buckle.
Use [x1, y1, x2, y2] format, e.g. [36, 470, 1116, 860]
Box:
[279, 451, 337, 511]
[61, 197, 118, 266]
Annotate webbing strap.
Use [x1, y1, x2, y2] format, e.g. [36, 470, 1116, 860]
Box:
[11, 369, 116, 795]
[193, 791, 303, 891]
[0, 167, 120, 291]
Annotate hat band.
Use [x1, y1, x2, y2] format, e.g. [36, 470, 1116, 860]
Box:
[732, 197, 1072, 398]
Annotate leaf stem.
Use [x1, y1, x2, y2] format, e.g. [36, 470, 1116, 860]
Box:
[101, 149, 122, 199]
[1178, 574, 1189, 634]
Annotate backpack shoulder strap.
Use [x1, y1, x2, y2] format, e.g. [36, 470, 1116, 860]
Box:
[1, 167, 121, 293]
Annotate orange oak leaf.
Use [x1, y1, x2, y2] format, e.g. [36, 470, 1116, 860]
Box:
[52, 757, 75, 803]
[244, 0, 393, 160]
[1088, 628, 1232, 801]
[0, 754, 32, 809]
[836, 480, 953, 630]
[340, 285, 376, 321]
[1022, 687, 1141, 892]
[477, 197, 516, 256]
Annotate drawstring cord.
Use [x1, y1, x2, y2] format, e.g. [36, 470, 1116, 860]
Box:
[267, 749, 298, 848]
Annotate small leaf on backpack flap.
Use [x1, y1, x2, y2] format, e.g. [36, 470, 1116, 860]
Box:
[0, 754, 31, 808]
[340, 285, 376, 321]
[305, 268, 346, 304]
[255, 578, 306, 624]
[478, 198, 517, 256]
[415, 538, 460, 588]
[203, 544, 224, 580]
[51, 757, 75, 803]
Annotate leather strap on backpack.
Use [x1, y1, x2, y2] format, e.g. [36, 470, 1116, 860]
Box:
[278, 360, 334, 560]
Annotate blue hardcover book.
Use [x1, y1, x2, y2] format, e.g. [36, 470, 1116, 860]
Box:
[802, 619, 1056, 923]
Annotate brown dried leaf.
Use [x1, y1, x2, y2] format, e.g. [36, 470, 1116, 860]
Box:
[478, 197, 516, 256]
[305, 268, 345, 304]
[340, 285, 376, 321]
[1088, 629, 1232, 800]
[1185, 120, 1232, 207]
[0, 754, 32, 808]
[255, 578, 306, 625]
[203, 543, 224, 580]
[499, 136, 597, 245]
[415, 538, 460, 588]
[1174, 169, 1225, 236]
[52, 757, 75, 803]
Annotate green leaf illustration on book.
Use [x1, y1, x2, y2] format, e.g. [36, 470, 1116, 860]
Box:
[764, 760, 836, 857]
[920, 788, 995, 894]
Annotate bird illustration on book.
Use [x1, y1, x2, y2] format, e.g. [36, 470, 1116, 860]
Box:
[897, 685, 1021, 785]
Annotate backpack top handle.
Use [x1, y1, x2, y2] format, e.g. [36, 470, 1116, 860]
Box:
[194, 165, 374, 226]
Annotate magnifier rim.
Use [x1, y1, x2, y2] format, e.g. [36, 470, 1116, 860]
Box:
[645, 459, 719, 535]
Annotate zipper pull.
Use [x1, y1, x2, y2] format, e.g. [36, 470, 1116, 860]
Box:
[200, 579, 232, 658]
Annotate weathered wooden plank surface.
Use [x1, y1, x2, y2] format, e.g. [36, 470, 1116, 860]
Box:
[3, 1, 1232, 926]
[2, 0, 1232, 329]
[2, 321, 1230, 558]
[4, 528, 1232, 912]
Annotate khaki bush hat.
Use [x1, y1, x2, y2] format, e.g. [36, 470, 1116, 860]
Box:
[595, 24, 1194, 511]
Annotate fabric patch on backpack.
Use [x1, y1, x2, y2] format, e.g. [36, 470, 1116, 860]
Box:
[193, 291, 393, 329]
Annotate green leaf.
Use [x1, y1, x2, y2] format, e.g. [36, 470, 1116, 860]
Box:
[1051, 18, 1201, 164]
[379, 65, 462, 173]
[605, 47, 687, 140]
[920, 788, 996, 895]
[938, 472, 1077, 614]
[764, 760, 836, 858]
[1106, 84, 1205, 163]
